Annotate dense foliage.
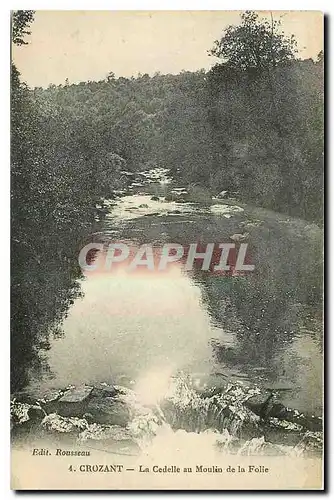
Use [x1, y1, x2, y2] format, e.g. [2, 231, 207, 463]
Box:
[209, 11, 298, 70]
[31, 54, 323, 221]
[11, 12, 127, 390]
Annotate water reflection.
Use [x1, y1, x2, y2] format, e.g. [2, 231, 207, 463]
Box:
[39, 191, 322, 417]
[191, 213, 323, 415]
[46, 266, 215, 389]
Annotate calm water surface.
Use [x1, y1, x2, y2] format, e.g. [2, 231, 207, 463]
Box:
[39, 184, 323, 417]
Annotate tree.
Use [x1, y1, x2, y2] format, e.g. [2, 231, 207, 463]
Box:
[106, 71, 115, 82]
[210, 11, 297, 71]
[12, 10, 35, 46]
[316, 50, 324, 64]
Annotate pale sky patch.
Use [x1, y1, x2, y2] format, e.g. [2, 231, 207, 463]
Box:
[12, 10, 323, 88]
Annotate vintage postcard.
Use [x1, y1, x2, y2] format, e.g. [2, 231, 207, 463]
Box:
[11, 10, 324, 490]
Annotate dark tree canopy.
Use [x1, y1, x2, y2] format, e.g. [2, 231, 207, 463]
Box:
[210, 11, 298, 71]
[12, 10, 35, 46]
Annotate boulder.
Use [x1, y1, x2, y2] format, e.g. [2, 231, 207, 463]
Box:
[229, 232, 249, 243]
[13, 387, 65, 406]
[217, 190, 228, 198]
[244, 391, 274, 417]
[27, 405, 46, 424]
[79, 425, 141, 456]
[91, 383, 118, 398]
[56, 385, 94, 417]
[85, 397, 130, 427]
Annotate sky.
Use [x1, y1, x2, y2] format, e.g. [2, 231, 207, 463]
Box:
[12, 10, 323, 88]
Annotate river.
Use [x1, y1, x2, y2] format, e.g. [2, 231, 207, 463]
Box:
[32, 168, 323, 419]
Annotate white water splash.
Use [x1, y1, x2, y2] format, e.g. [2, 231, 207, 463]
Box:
[108, 194, 245, 224]
[12, 371, 321, 461]
[211, 204, 244, 216]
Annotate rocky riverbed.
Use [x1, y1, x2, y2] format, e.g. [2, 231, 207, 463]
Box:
[11, 374, 322, 458]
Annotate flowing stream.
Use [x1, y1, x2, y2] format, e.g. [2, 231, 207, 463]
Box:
[19, 168, 323, 458]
